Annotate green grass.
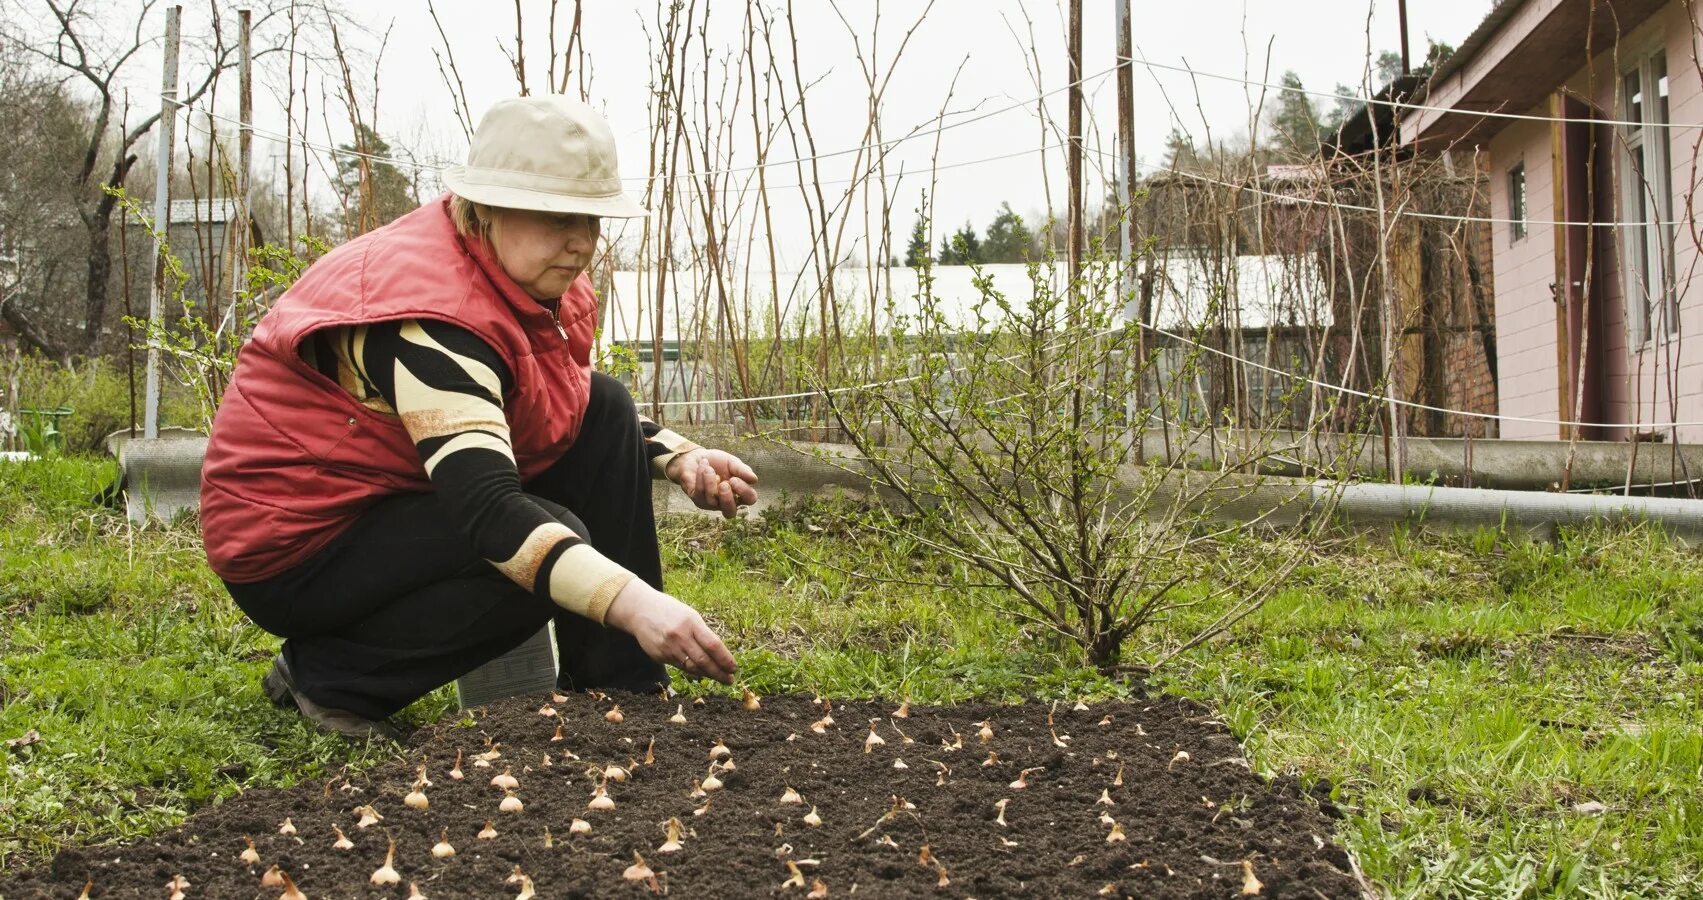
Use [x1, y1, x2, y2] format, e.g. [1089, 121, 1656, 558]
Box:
[0, 458, 454, 871]
[1148, 527, 1703, 898]
[1, 458, 1700, 897]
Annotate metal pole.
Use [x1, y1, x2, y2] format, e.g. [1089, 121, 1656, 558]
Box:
[143, 5, 182, 440]
[1397, 0, 1411, 75]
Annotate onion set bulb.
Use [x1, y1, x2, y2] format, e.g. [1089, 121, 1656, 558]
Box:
[277, 870, 307, 900]
[432, 829, 456, 858]
[864, 724, 886, 753]
[658, 817, 685, 853]
[369, 837, 400, 885]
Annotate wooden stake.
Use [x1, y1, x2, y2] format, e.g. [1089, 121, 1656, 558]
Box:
[143, 5, 182, 440]
[1067, 0, 1083, 286]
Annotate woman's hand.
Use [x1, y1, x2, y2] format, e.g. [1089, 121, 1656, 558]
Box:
[667, 448, 759, 518]
[603, 577, 737, 683]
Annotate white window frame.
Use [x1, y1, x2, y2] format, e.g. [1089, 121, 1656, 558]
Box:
[1618, 51, 1677, 346]
[1508, 162, 1528, 242]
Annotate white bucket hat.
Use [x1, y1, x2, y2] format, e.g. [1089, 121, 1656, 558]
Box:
[443, 96, 647, 218]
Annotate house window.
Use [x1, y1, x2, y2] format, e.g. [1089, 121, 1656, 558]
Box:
[1620, 53, 1677, 344]
[1508, 163, 1528, 242]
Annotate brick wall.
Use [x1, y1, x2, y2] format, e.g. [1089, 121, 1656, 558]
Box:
[1442, 333, 1498, 437]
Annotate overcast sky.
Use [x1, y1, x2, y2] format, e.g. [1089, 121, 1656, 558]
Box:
[72, 0, 1496, 264]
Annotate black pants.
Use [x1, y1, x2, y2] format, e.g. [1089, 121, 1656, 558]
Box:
[225, 372, 667, 720]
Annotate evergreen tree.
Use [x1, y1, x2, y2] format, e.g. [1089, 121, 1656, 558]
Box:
[1265, 71, 1322, 157]
[904, 216, 930, 267]
[981, 202, 1035, 263]
[1420, 41, 1455, 75]
[1323, 42, 1456, 134]
[952, 222, 981, 264]
[1161, 128, 1198, 171]
[937, 222, 982, 265]
[937, 235, 959, 265]
[1324, 82, 1364, 133]
[334, 124, 418, 232]
[1374, 51, 1404, 90]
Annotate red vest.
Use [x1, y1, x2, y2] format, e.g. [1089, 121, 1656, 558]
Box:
[200, 194, 596, 583]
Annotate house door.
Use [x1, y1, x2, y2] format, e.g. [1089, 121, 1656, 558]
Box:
[1553, 95, 1614, 440]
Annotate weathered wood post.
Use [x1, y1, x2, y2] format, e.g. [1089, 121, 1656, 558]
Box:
[143, 5, 183, 440]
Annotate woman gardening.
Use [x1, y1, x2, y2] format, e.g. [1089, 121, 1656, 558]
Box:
[200, 96, 753, 742]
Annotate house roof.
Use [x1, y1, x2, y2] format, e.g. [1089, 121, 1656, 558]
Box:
[1422, 0, 1534, 96]
[1325, 73, 1427, 157]
[1399, 0, 1669, 148]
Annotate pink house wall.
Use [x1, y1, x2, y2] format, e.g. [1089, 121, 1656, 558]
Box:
[1488, 118, 1558, 439]
[1481, 2, 1702, 441]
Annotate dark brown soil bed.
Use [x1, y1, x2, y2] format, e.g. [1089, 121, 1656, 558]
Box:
[1, 692, 1360, 898]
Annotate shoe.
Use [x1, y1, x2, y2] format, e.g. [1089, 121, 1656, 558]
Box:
[263, 653, 402, 743]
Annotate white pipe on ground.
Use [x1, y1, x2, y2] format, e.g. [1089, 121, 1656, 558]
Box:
[670, 433, 1703, 544]
[1311, 481, 1703, 543]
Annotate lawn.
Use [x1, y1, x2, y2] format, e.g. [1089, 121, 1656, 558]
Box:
[0, 456, 1699, 897]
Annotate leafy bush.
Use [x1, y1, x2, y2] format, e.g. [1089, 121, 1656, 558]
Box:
[110, 188, 327, 431]
[3, 354, 199, 454]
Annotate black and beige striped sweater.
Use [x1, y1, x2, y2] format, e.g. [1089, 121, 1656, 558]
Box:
[301, 318, 696, 624]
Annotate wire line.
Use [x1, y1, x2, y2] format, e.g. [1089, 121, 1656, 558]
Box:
[169, 58, 1121, 181]
[1123, 51, 1701, 132]
[178, 110, 1069, 191]
[1131, 319, 1703, 430]
[1130, 157, 1689, 230]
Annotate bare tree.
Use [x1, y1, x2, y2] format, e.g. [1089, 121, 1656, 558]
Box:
[0, 43, 92, 358]
[0, 0, 294, 359]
